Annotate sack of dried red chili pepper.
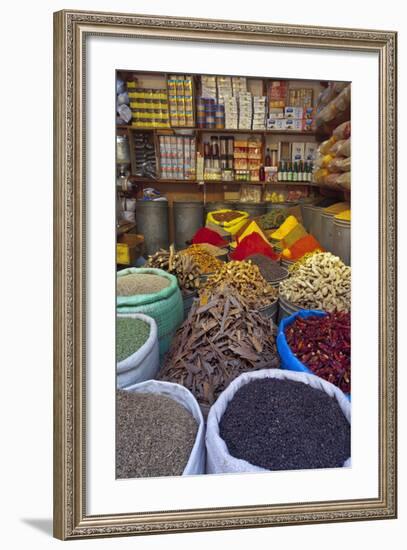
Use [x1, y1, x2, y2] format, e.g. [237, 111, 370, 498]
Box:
[277, 310, 351, 396]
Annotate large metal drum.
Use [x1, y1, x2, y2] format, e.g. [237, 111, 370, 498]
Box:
[238, 202, 267, 218]
[173, 201, 204, 250]
[320, 212, 336, 252]
[332, 218, 351, 265]
[136, 200, 169, 256]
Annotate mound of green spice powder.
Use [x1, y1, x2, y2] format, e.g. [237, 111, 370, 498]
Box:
[116, 317, 150, 362]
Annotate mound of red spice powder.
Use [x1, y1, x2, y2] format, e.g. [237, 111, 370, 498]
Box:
[284, 234, 323, 260]
[285, 311, 351, 394]
[192, 227, 228, 247]
[230, 232, 279, 261]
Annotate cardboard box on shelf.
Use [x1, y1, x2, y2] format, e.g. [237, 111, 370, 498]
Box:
[302, 119, 314, 132]
[267, 118, 285, 130]
[268, 108, 285, 119]
[284, 106, 304, 119]
[224, 190, 241, 201]
[305, 142, 317, 160]
[291, 142, 306, 161]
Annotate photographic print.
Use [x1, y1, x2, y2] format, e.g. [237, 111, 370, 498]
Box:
[54, 10, 396, 540]
[115, 71, 352, 479]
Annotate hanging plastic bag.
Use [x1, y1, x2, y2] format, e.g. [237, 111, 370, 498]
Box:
[327, 156, 351, 172]
[335, 138, 351, 158]
[337, 171, 351, 191]
[333, 120, 351, 140]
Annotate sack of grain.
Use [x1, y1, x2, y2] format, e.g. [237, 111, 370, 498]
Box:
[123, 379, 206, 475]
[116, 313, 159, 388]
[117, 268, 184, 358]
[206, 368, 350, 474]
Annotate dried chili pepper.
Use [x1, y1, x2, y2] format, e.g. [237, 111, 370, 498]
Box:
[285, 311, 351, 393]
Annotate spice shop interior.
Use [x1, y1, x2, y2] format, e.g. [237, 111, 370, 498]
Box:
[115, 70, 351, 478]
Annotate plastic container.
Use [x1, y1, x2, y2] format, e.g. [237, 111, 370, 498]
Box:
[277, 309, 350, 399]
[277, 295, 303, 322]
[332, 218, 351, 266]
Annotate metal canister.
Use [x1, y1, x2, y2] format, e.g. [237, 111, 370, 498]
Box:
[116, 135, 130, 164]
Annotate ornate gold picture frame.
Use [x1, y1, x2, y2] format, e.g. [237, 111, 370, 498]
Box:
[53, 9, 397, 540]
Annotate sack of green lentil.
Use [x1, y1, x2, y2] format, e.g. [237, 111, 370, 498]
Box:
[116, 313, 159, 389]
[123, 379, 206, 475]
[117, 268, 184, 358]
[206, 369, 350, 474]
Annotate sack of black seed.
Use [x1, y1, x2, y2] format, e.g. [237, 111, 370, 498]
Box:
[205, 369, 350, 474]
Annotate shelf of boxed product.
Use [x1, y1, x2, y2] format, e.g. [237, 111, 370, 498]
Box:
[117, 125, 315, 136]
[117, 73, 317, 132]
[117, 74, 320, 188]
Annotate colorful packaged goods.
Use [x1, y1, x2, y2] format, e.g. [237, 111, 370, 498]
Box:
[127, 85, 170, 129]
[167, 75, 194, 127]
[159, 135, 196, 180]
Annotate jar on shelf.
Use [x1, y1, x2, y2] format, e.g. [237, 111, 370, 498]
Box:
[116, 135, 130, 164]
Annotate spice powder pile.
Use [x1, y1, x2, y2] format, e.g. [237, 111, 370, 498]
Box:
[116, 390, 197, 478]
[117, 273, 169, 296]
[116, 317, 150, 362]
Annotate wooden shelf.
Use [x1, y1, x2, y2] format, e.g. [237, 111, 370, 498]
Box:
[132, 177, 315, 186]
[117, 125, 315, 137]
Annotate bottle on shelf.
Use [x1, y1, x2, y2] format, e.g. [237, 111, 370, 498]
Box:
[259, 165, 265, 182]
[271, 147, 278, 167]
[210, 136, 219, 158]
[299, 161, 304, 182]
[282, 161, 287, 182]
[277, 161, 282, 182]
[287, 161, 293, 182]
[265, 148, 271, 167]
[292, 161, 298, 182]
